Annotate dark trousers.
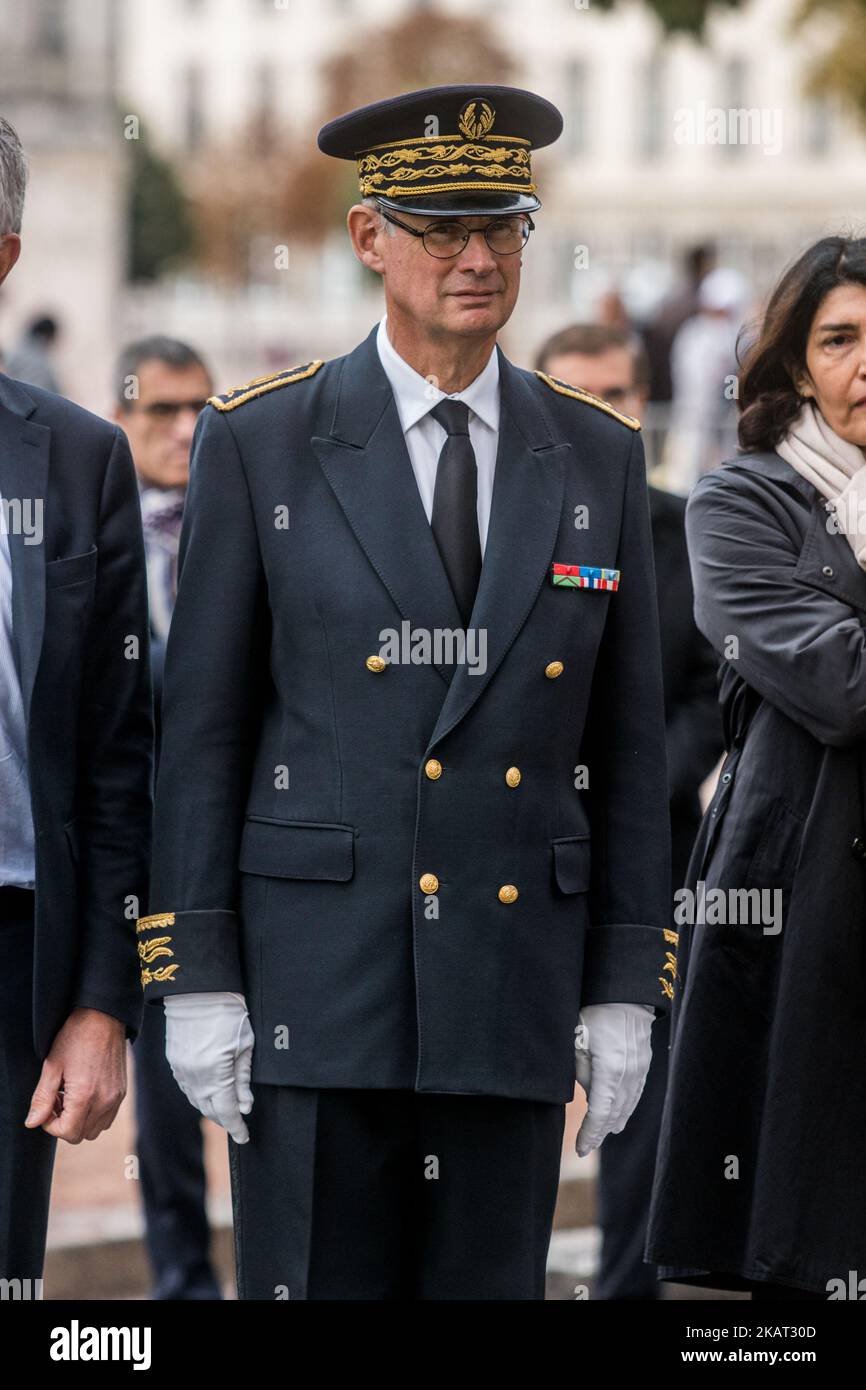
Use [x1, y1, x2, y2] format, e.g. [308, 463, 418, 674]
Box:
[597, 1009, 670, 1299]
[228, 1085, 565, 1300]
[0, 886, 55, 1283]
[133, 998, 221, 1299]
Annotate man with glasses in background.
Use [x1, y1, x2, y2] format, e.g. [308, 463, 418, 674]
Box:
[113, 337, 223, 1301]
[139, 85, 673, 1299]
[113, 338, 212, 731]
[535, 322, 724, 1299]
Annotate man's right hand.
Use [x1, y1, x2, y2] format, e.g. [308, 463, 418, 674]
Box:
[164, 991, 254, 1143]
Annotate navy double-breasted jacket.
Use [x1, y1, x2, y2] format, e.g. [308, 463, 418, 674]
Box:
[139, 324, 672, 1103]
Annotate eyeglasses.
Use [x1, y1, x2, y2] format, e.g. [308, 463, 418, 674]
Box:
[137, 399, 210, 419]
[378, 208, 534, 259]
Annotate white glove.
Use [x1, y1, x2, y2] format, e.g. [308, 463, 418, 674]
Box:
[164, 991, 255, 1144]
[574, 1002, 654, 1157]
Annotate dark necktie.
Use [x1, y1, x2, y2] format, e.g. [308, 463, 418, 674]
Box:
[429, 399, 482, 627]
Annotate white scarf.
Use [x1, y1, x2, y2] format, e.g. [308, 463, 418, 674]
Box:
[775, 401, 866, 570]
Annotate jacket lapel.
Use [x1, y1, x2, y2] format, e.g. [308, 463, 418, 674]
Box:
[794, 490, 866, 616]
[0, 374, 50, 727]
[732, 450, 866, 616]
[311, 325, 464, 683]
[425, 348, 568, 749]
[311, 331, 569, 736]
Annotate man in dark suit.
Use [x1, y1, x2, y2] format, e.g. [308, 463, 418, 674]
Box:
[0, 116, 153, 1284]
[140, 86, 673, 1300]
[536, 323, 724, 1298]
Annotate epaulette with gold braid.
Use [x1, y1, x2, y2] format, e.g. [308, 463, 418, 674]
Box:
[534, 370, 641, 431]
[209, 359, 325, 412]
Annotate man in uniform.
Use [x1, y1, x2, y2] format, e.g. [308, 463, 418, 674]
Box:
[139, 85, 673, 1300]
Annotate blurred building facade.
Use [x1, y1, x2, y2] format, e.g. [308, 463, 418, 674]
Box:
[0, 0, 126, 409]
[2, 0, 864, 407]
[116, 0, 866, 388]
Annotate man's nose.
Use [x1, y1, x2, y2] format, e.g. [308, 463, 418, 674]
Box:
[173, 408, 200, 445]
[454, 229, 499, 272]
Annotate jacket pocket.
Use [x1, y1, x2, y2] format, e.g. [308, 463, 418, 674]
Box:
[715, 796, 805, 1017]
[552, 834, 591, 894]
[742, 795, 806, 895]
[238, 817, 355, 881]
[45, 545, 98, 589]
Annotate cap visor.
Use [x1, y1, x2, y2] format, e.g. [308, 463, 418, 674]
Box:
[373, 191, 541, 217]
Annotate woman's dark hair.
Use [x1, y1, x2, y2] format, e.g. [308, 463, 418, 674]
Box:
[737, 235, 866, 452]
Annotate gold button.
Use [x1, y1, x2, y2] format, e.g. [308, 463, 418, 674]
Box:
[505, 766, 521, 788]
[366, 655, 387, 673]
[545, 661, 564, 679]
[425, 759, 442, 780]
[420, 873, 439, 894]
[498, 884, 519, 904]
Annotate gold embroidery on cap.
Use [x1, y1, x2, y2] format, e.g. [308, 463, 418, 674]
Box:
[360, 132, 528, 155]
[458, 100, 496, 141]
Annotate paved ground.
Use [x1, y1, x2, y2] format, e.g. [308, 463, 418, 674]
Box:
[43, 1065, 737, 1300]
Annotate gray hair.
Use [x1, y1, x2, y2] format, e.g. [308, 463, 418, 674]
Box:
[362, 196, 396, 235]
[0, 117, 27, 235]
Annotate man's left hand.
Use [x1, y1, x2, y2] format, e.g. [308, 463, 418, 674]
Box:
[24, 1008, 127, 1143]
[574, 1002, 655, 1157]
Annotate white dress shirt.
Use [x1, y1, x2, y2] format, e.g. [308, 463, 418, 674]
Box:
[375, 315, 500, 559]
[0, 490, 36, 887]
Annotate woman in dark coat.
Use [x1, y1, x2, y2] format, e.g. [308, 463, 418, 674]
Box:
[645, 236, 866, 1299]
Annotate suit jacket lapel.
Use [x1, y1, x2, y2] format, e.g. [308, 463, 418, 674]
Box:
[311, 325, 463, 683]
[426, 347, 568, 749]
[312, 331, 569, 736]
[0, 374, 50, 727]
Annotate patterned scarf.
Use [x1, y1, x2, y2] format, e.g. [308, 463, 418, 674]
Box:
[139, 485, 186, 642]
[776, 401, 866, 570]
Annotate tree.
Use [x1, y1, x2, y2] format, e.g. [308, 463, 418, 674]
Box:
[594, 0, 866, 120]
[592, 0, 741, 35]
[793, 0, 866, 121]
[127, 124, 195, 282]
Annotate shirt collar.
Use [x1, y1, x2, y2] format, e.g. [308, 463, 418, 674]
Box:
[376, 315, 500, 433]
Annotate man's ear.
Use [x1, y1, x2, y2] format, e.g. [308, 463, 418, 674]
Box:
[0, 232, 21, 288]
[346, 204, 386, 275]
